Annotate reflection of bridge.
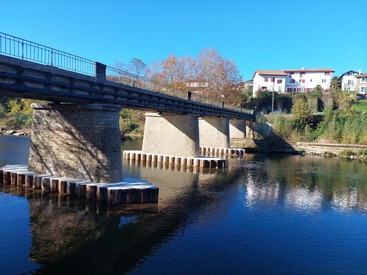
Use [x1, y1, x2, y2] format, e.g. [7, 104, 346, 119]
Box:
[0, 32, 256, 184]
[0, 163, 244, 273]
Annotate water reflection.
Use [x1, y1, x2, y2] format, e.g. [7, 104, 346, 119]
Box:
[243, 155, 367, 214]
[1, 137, 367, 273]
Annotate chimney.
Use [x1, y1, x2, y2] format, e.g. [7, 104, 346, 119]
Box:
[302, 66, 304, 70]
[359, 69, 361, 74]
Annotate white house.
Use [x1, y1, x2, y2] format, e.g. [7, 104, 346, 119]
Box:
[252, 70, 287, 94]
[253, 68, 334, 96]
[339, 70, 359, 91]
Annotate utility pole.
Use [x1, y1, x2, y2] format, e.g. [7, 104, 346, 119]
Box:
[272, 78, 275, 113]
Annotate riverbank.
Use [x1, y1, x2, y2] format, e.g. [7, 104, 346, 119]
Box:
[0, 128, 31, 136]
[232, 138, 367, 160]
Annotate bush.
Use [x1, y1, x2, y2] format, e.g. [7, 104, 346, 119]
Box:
[269, 114, 293, 139]
[119, 109, 144, 136]
[291, 97, 312, 129]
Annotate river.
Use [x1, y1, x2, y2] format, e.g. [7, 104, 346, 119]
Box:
[1, 136, 367, 274]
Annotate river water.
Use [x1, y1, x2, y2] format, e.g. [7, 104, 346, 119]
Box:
[1, 136, 367, 274]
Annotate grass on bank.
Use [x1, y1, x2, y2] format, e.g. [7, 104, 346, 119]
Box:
[267, 98, 367, 145]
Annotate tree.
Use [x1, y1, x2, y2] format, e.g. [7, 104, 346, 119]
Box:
[330, 76, 341, 91]
[196, 49, 242, 101]
[291, 97, 312, 129]
[128, 58, 146, 77]
[147, 49, 242, 103]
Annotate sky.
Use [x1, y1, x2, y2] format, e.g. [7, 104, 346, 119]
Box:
[1, 0, 366, 80]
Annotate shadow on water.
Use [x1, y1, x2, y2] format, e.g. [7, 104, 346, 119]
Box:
[0, 160, 245, 274]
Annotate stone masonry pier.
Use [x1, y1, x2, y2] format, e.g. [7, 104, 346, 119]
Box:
[28, 103, 122, 183]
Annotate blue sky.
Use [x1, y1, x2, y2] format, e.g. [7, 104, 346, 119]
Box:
[1, 0, 366, 80]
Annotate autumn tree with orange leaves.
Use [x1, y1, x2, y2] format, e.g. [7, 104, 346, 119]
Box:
[145, 49, 242, 104]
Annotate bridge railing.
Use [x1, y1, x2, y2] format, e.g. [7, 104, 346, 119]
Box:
[0, 32, 252, 114]
[0, 32, 95, 76]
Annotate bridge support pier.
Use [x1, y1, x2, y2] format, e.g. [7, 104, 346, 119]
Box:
[199, 117, 230, 148]
[246, 120, 255, 139]
[28, 103, 122, 183]
[229, 119, 246, 139]
[142, 112, 200, 157]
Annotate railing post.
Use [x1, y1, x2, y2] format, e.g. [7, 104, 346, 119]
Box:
[95, 62, 106, 82]
[187, 91, 192, 101]
[221, 101, 224, 108]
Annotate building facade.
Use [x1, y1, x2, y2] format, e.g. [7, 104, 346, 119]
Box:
[339, 70, 359, 91]
[356, 73, 367, 94]
[253, 68, 334, 96]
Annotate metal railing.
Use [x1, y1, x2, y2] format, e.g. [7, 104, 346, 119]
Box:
[0, 32, 95, 76]
[0, 32, 252, 114]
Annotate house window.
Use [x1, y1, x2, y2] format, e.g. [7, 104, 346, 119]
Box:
[271, 77, 275, 82]
[300, 73, 304, 78]
[264, 77, 268, 82]
[290, 79, 295, 83]
[325, 72, 330, 76]
[362, 77, 367, 83]
[348, 80, 354, 85]
[310, 79, 313, 82]
[277, 79, 282, 84]
[302, 79, 305, 84]
[322, 79, 326, 83]
[361, 87, 366, 94]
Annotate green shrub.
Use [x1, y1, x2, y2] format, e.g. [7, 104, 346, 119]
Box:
[339, 149, 355, 157]
[291, 97, 312, 129]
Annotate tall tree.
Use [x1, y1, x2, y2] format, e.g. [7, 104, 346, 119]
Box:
[147, 49, 242, 103]
[128, 58, 146, 77]
[330, 76, 341, 91]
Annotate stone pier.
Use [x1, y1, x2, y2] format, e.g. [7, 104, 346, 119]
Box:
[142, 112, 200, 157]
[229, 119, 246, 139]
[199, 117, 230, 148]
[28, 103, 122, 183]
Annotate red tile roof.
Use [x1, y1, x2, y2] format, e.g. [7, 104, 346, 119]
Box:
[253, 68, 335, 79]
[355, 73, 367, 78]
[253, 70, 286, 78]
[284, 68, 335, 73]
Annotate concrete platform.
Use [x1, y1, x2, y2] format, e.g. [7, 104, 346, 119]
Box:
[0, 165, 158, 204]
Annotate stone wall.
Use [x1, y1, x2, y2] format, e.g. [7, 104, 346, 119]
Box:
[28, 103, 122, 183]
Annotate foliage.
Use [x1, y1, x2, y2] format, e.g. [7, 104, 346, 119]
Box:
[119, 109, 145, 136]
[351, 100, 367, 112]
[291, 97, 312, 129]
[0, 98, 33, 129]
[0, 104, 5, 118]
[146, 49, 242, 103]
[330, 76, 341, 91]
[269, 114, 293, 139]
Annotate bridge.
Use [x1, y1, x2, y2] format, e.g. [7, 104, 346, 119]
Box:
[0, 32, 256, 185]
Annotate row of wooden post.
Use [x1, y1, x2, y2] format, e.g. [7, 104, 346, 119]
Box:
[0, 166, 159, 204]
